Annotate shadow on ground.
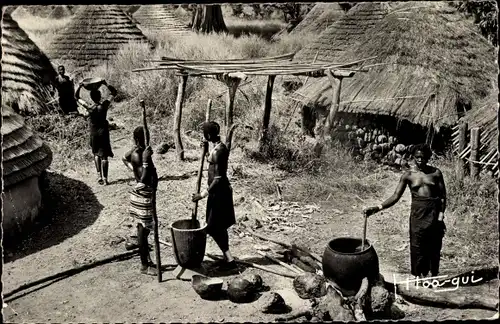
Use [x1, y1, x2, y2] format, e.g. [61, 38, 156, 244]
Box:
[3, 171, 104, 263]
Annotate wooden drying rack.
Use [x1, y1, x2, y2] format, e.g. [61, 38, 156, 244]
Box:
[132, 52, 374, 159]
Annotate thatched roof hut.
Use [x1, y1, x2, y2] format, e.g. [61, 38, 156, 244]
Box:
[2, 105, 53, 189]
[1, 12, 57, 115]
[291, 2, 497, 131]
[2, 103, 53, 240]
[132, 5, 191, 35]
[290, 3, 346, 36]
[45, 5, 151, 68]
[47, 5, 73, 19]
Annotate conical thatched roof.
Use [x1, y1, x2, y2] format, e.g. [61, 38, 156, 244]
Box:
[47, 5, 73, 19]
[132, 5, 191, 36]
[1, 12, 57, 115]
[290, 3, 346, 36]
[2, 104, 53, 189]
[45, 5, 151, 68]
[294, 2, 393, 63]
[291, 2, 497, 130]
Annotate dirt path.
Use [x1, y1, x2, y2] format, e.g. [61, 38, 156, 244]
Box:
[3, 109, 497, 322]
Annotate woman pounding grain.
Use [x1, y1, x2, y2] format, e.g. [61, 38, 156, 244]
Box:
[75, 80, 117, 185]
[192, 121, 238, 271]
[363, 144, 447, 280]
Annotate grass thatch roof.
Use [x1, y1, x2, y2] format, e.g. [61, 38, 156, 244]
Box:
[291, 2, 498, 130]
[45, 5, 151, 68]
[290, 3, 346, 36]
[132, 5, 191, 35]
[293, 2, 393, 63]
[464, 88, 498, 153]
[2, 6, 17, 15]
[2, 104, 53, 189]
[1, 12, 57, 115]
[47, 5, 73, 19]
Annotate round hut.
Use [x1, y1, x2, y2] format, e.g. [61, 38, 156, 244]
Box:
[1, 12, 58, 115]
[290, 2, 497, 156]
[290, 3, 346, 37]
[132, 4, 192, 36]
[45, 5, 151, 69]
[2, 104, 53, 243]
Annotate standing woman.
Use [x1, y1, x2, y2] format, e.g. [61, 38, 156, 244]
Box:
[192, 121, 237, 270]
[75, 80, 117, 185]
[363, 143, 447, 280]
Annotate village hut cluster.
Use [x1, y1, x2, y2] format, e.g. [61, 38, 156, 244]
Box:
[285, 1, 498, 176]
[1, 2, 498, 321]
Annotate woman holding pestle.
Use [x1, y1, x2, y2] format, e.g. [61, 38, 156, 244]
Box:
[363, 143, 447, 282]
[192, 121, 237, 271]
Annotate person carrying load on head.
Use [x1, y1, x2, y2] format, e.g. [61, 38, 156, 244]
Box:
[55, 65, 78, 114]
[122, 126, 159, 276]
[192, 121, 238, 271]
[75, 79, 117, 185]
[363, 143, 447, 282]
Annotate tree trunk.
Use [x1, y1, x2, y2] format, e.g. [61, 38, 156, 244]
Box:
[192, 5, 228, 34]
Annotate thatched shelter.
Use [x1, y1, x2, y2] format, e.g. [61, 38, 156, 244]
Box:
[45, 5, 151, 69]
[1, 12, 58, 115]
[290, 3, 346, 36]
[2, 104, 53, 241]
[291, 2, 497, 135]
[132, 5, 191, 35]
[47, 5, 73, 19]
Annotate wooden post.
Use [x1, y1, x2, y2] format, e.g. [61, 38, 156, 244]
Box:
[258, 74, 276, 152]
[470, 127, 480, 179]
[458, 122, 468, 180]
[322, 70, 353, 140]
[225, 78, 240, 135]
[205, 99, 212, 121]
[174, 75, 188, 161]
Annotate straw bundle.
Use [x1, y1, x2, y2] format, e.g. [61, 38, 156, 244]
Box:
[45, 5, 151, 69]
[1, 104, 53, 189]
[291, 2, 497, 130]
[132, 5, 191, 36]
[290, 3, 346, 36]
[1, 12, 57, 115]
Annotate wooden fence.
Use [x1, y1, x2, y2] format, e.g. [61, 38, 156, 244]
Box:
[451, 122, 498, 179]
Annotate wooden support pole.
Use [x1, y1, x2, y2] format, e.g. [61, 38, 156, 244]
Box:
[458, 122, 468, 179]
[205, 99, 212, 121]
[470, 127, 480, 179]
[323, 69, 344, 141]
[258, 74, 276, 152]
[225, 78, 240, 134]
[174, 75, 188, 161]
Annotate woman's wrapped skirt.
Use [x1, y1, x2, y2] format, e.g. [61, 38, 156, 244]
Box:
[129, 186, 155, 230]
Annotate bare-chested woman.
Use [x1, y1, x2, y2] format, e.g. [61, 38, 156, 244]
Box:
[122, 126, 158, 275]
[192, 121, 237, 271]
[75, 80, 116, 185]
[364, 143, 447, 279]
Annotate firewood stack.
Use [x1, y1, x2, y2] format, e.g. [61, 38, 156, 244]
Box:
[332, 122, 412, 167]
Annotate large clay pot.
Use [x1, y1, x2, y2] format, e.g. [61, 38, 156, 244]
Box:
[322, 237, 379, 296]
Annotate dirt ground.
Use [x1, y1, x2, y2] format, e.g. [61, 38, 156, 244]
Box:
[2, 104, 498, 322]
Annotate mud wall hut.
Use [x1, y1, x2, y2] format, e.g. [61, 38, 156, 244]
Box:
[45, 5, 151, 69]
[1, 12, 58, 115]
[132, 5, 191, 36]
[2, 104, 53, 242]
[290, 2, 497, 160]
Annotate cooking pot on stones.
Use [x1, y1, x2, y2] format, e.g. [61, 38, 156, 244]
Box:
[322, 237, 379, 296]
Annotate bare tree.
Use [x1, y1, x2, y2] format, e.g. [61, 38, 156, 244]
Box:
[191, 4, 228, 34]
